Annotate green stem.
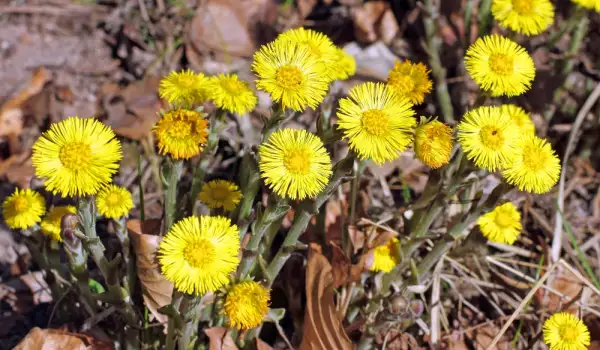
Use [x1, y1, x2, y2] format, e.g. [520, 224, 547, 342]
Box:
[166, 291, 184, 350]
[478, 0, 493, 37]
[163, 159, 183, 232]
[114, 217, 135, 295]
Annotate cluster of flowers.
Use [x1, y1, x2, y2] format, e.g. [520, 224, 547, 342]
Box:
[1, 4, 597, 344]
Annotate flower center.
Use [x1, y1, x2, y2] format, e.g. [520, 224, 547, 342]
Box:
[211, 186, 230, 201]
[106, 192, 121, 206]
[494, 211, 512, 228]
[276, 65, 303, 91]
[489, 53, 514, 76]
[522, 145, 547, 172]
[13, 197, 29, 212]
[220, 79, 245, 95]
[559, 325, 579, 342]
[183, 238, 216, 269]
[479, 125, 504, 148]
[512, 0, 533, 14]
[59, 142, 92, 171]
[362, 109, 389, 136]
[283, 148, 311, 175]
[389, 75, 415, 95]
[168, 121, 192, 139]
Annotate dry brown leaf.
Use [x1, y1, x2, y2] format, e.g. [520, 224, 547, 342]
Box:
[20, 271, 52, 305]
[256, 339, 273, 350]
[127, 219, 173, 324]
[376, 329, 423, 349]
[205, 327, 239, 350]
[351, 1, 399, 44]
[299, 244, 353, 350]
[330, 243, 372, 288]
[535, 268, 585, 313]
[13, 327, 88, 350]
[446, 324, 510, 350]
[0, 152, 34, 188]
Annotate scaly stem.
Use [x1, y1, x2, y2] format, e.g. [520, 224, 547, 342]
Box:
[166, 291, 184, 350]
[114, 217, 135, 294]
[163, 159, 183, 232]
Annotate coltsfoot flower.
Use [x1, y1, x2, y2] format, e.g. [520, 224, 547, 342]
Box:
[198, 180, 242, 212]
[224, 280, 270, 330]
[41, 206, 77, 242]
[153, 109, 208, 160]
[158, 216, 240, 295]
[32, 117, 122, 197]
[492, 0, 554, 36]
[208, 74, 257, 115]
[159, 69, 209, 106]
[465, 35, 535, 97]
[457, 106, 521, 171]
[502, 135, 560, 194]
[501, 104, 536, 136]
[2, 189, 46, 230]
[414, 118, 453, 168]
[331, 47, 356, 81]
[337, 82, 416, 164]
[478, 202, 522, 244]
[543, 312, 590, 350]
[96, 185, 133, 219]
[371, 238, 399, 273]
[259, 129, 332, 200]
[386, 60, 433, 105]
[571, 0, 600, 12]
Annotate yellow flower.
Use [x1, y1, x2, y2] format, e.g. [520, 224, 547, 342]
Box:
[252, 39, 329, 111]
[501, 104, 535, 136]
[259, 129, 332, 200]
[571, 0, 600, 12]
[96, 185, 133, 219]
[224, 281, 270, 330]
[337, 82, 416, 164]
[386, 60, 433, 105]
[159, 69, 209, 107]
[208, 74, 257, 115]
[457, 106, 521, 171]
[153, 109, 208, 160]
[331, 47, 356, 81]
[502, 135, 560, 194]
[276, 27, 338, 81]
[414, 118, 453, 168]
[32, 117, 122, 198]
[2, 189, 46, 230]
[158, 216, 240, 295]
[543, 312, 590, 350]
[492, 0, 554, 36]
[41, 206, 77, 242]
[371, 238, 399, 273]
[478, 202, 522, 244]
[198, 180, 242, 212]
[465, 35, 535, 97]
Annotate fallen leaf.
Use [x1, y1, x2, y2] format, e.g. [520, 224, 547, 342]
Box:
[19, 271, 52, 305]
[205, 327, 239, 350]
[351, 1, 399, 45]
[535, 268, 585, 313]
[376, 329, 423, 349]
[0, 153, 35, 188]
[256, 339, 273, 350]
[446, 324, 510, 350]
[330, 242, 372, 288]
[348, 41, 399, 81]
[13, 327, 87, 350]
[299, 245, 353, 350]
[128, 219, 173, 325]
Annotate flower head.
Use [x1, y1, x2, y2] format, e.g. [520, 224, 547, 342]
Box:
[501, 104, 535, 136]
[371, 238, 399, 273]
[2, 189, 46, 230]
[386, 60, 433, 105]
[571, 0, 600, 13]
[543, 312, 590, 350]
[224, 281, 270, 330]
[465, 35, 535, 97]
[502, 135, 560, 194]
[208, 74, 257, 115]
[158, 216, 240, 295]
[252, 39, 329, 111]
[276, 27, 338, 81]
[41, 206, 77, 242]
[492, 0, 554, 36]
[153, 109, 208, 160]
[457, 106, 521, 171]
[198, 180, 242, 212]
[96, 185, 133, 219]
[414, 118, 453, 168]
[259, 129, 332, 200]
[331, 47, 356, 81]
[478, 202, 522, 244]
[337, 82, 416, 164]
[32, 117, 122, 197]
[159, 70, 209, 107]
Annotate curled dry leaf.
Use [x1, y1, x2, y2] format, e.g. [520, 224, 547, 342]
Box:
[330, 242, 373, 288]
[535, 268, 585, 313]
[13, 327, 87, 350]
[351, 1, 399, 45]
[127, 219, 173, 325]
[205, 327, 239, 350]
[298, 244, 353, 350]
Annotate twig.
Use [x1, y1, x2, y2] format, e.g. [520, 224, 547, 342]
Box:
[430, 259, 443, 349]
[552, 82, 600, 262]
